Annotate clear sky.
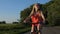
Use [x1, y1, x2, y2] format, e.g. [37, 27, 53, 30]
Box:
[0, 0, 50, 23]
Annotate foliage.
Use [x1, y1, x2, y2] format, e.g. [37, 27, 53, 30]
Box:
[47, 0, 60, 26]
[20, 0, 60, 26]
[12, 22, 19, 24]
[0, 21, 6, 24]
[20, 4, 47, 23]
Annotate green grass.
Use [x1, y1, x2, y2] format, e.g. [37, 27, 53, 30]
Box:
[0, 24, 31, 34]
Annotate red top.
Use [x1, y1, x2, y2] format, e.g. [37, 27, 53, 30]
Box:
[31, 12, 43, 23]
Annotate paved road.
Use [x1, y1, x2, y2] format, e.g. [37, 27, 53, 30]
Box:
[24, 26, 60, 34]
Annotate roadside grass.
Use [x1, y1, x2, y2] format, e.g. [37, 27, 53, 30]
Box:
[0, 24, 31, 34]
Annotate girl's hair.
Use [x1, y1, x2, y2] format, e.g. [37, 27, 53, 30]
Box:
[32, 3, 42, 12]
[29, 3, 42, 17]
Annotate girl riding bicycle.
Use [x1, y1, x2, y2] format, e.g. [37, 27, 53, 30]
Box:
[24, 3, 45, 34]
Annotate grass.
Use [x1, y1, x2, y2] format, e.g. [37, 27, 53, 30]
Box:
[0, 24, 31, 34]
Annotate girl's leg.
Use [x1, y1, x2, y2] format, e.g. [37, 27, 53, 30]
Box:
[31, 24, 34, 34]
[37, 24, 42, 34]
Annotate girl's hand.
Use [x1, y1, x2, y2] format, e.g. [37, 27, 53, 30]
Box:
[23, 18, 28, 23]
[23, 19, 27, 23]
[23, 20, 26, 23]
[43, 20, 45, 23]
[43, 19, 45, 23]
[23, 17, 30, 23]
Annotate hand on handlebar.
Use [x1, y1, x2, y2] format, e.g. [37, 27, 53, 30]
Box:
[23, 20, 26, 23]
[24, 18, 28, 23]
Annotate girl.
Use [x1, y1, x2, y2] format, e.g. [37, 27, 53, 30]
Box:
[24, 3, 45, 34]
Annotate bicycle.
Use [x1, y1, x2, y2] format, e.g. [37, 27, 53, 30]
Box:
[31, 25, 41, 34]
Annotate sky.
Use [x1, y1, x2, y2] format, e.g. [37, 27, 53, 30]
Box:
[0, 0, 50, 23]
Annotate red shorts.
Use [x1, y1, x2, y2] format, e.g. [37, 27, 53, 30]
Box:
[32, 22, 43, 26]
[32, 23, 39, 26]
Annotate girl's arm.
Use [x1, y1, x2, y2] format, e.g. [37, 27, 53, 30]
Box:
[24, 11, 33, 23]
[41, 11, 45, 22]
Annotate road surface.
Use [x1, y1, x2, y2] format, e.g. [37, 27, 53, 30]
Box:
[24, 26, 60, 34]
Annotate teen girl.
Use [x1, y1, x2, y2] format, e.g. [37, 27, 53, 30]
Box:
[24, 3, 45, 34]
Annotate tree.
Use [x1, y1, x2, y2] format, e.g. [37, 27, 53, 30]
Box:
[0, 21, 6, 24]
[20, 0, 60, 26]
[47, 0, 60, 26]
[20, 5, 33, 23]
[12, 22, 18, 24]
[20, 4, 48, 24]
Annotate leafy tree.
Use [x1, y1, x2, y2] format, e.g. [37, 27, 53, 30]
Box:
[0, 21, 6, 24]
[20, 4, 45, 23]
[20, 0, 60, 26]
[12, 22, 18, 24]
[47, 0, 60, 26]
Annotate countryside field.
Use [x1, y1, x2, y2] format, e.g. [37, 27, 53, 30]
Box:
[0, 24, 31, 34]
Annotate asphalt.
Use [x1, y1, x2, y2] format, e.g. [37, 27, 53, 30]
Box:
[24, 26, 60, 34]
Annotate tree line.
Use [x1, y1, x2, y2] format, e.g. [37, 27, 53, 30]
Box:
[0, 21, 19, 24]
[20, 0, 60, 26]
